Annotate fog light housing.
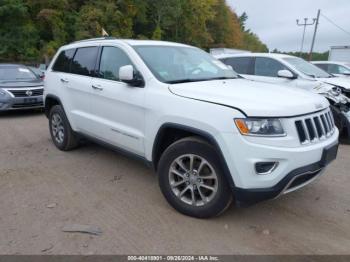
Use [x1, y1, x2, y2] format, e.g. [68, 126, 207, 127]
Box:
[255, 162, 278, 175]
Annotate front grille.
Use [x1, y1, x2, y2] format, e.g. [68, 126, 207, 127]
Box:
[295, 109, 336, 144]
[8, 88, 43, 97]
[12, 102, 43, 108]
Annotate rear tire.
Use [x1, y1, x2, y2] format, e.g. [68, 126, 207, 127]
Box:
[49, 105, 79, 151]
[158, 137, 233, 218]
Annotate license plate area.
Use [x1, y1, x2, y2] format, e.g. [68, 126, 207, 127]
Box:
[23, 98, 38, 103]
[320, 143, 338, 167]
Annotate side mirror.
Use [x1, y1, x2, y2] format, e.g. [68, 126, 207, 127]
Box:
[119, 65, 144, 87]
[278, 70, 295, 79]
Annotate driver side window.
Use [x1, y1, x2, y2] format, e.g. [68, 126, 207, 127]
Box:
[254, 57, 287, 77]
[98, 46, 132, 81]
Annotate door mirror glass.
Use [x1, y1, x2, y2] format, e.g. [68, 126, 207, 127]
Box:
[278, 70, 295, 79]
[119, 65, 144, 87]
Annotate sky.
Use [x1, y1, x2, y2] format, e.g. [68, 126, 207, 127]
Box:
[227, 0, 350, 52]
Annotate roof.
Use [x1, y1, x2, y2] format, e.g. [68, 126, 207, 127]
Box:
[213, 52, 293, 59]
[65, 38, 191, 49]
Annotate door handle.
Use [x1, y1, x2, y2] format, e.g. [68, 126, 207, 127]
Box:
[92, 85, 103, 91]
[60, 78, 69, 83]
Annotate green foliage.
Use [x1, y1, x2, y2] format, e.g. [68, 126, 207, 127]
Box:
[0, 0, 269, 62]
[208, 0, 242, 48]
[238, 12, 268, 52]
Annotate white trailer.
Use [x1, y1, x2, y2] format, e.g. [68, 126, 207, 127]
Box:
[329, 46, 350, 62]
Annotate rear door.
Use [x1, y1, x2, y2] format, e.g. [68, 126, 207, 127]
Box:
[61, 46, 99, 132]
[89, 45, 146, 156]
[222, 56, 254, 77]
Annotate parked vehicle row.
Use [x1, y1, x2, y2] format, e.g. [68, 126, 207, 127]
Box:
[214, 53, 350, 138]
[42, 38, 339, 218]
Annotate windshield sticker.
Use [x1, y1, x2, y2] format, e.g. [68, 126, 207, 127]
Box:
[18, 68, 30, 73]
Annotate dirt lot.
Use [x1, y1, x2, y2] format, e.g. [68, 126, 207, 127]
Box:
[0, 111, 349, 255]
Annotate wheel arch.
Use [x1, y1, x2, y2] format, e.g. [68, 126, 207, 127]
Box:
[44, 94, 63, 118]
[152, 123, 235, 188]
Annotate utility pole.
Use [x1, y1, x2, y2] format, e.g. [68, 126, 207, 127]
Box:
[296, 18, 316, 58]
[309, 9, 321, 61]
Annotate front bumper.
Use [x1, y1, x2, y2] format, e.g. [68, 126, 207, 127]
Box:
[0, 93, 43, 111]
[234, 142, 338, 206]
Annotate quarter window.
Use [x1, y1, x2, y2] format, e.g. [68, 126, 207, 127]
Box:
[254, 57, 288, 77]
[52, 49, 76, 73]
[224, 57, 253, 74]
[71, 47, 98, 76]
[98, 46, 133, 81]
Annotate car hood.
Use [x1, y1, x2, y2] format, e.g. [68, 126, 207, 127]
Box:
[318, 77, 350, 90]
[169, 79, 329, 117]
[0, 79, 43, 88]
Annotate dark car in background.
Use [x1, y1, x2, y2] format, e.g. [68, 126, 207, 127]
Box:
[0, 64, 44, 111]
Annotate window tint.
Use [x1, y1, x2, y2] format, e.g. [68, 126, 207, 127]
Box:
[98, 46, 133, 81]
[52, 49, 76, 73]
[71, 47, 98, 76]
[223, 57, 252, 74]
[315, 63, 329, 72]
[254, 57, 288, 77]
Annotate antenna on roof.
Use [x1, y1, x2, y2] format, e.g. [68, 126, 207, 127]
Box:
[102, 28, 109, 37]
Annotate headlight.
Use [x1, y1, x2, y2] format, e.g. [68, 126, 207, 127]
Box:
[235, 118, 285, 136]
[330, 87, 341, 96]
[0, 89, 7, 96]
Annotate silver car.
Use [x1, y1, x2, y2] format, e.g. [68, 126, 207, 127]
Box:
[0, 64, 44, 111]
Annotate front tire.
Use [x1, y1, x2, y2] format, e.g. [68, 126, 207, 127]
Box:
[158, 137, 233, 218]
[49, 105, 79, 151]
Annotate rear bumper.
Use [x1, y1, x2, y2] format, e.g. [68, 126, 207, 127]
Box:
[234, 142, 338, 207]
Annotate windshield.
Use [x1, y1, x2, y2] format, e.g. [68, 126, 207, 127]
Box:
[0, 65, 38, 82]
[338, 64, 350, 74]
[283, 57, 331, 78]
[133, 45, 237, 83]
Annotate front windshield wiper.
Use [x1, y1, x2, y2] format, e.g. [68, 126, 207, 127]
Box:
[165, 76, 237, 84]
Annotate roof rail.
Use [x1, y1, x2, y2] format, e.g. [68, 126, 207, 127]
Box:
[71, 37, 117, 44]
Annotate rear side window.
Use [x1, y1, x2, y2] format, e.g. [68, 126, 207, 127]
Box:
[71, 47, 99, 76]
[254, 57, 288, 77]
[98, 46, 133, 81]
[52, 49, 76, 73]
[223, 57, 253, 74]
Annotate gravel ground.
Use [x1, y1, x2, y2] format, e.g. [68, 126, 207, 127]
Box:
[0, 111, 349, 255]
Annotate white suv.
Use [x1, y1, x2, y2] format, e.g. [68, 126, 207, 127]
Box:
[44, 38, 339, 218]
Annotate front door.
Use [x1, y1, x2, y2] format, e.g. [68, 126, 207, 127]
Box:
[90, 46, 146, 156]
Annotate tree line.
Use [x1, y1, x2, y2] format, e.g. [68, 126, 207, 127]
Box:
[0, 0, 268, 63]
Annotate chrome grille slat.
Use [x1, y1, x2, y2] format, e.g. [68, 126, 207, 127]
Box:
[7, 88, 44, 98]
[318, 115, 327, 138]
[295, 109, 335, 144]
